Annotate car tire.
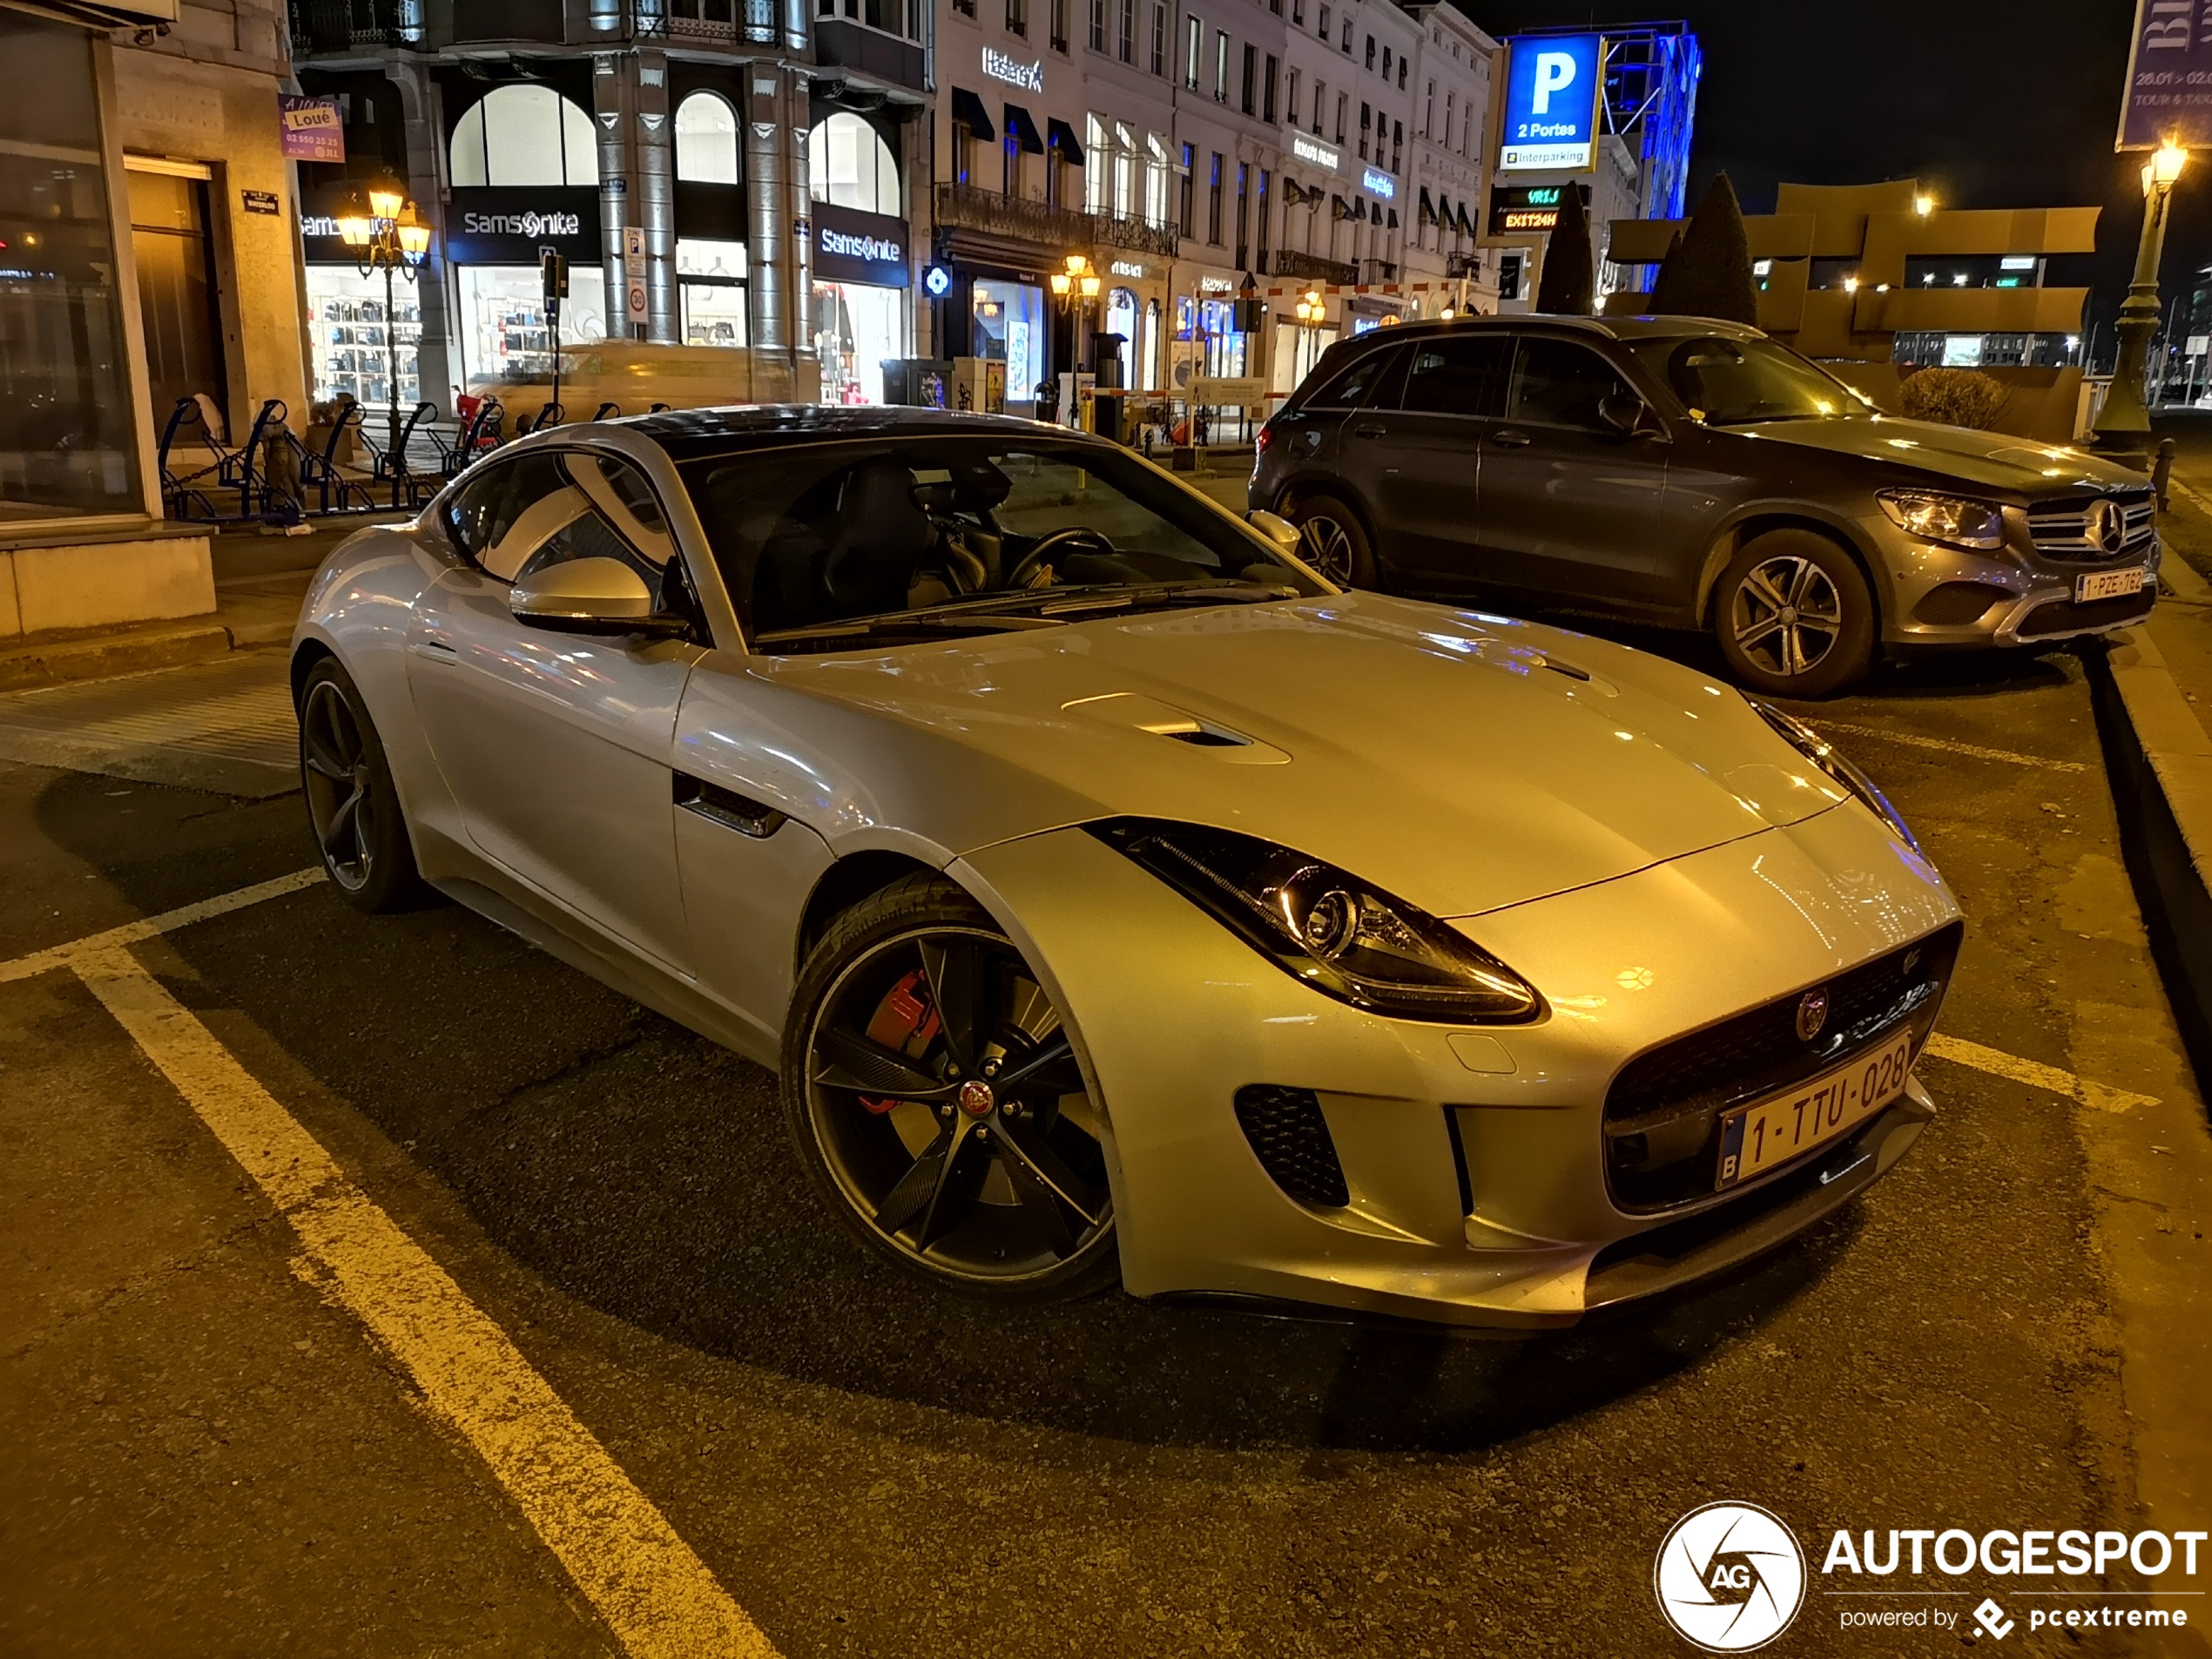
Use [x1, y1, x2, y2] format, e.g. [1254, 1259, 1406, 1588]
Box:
[298, 657, 428, 914]
[1712, 530, 1877, 698]
[782, 873, 1121, 1304]
[1288, 495, 1380, 590]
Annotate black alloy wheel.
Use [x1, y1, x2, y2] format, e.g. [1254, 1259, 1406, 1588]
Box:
[1713, 529, 1877, 698]
[784, 874, 1118, 1302]
[1287, 495, 1379, 590]
[298, 658, 425, 913]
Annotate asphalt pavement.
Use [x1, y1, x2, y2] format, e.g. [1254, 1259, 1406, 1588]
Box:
[2, 535, 2208, 1655]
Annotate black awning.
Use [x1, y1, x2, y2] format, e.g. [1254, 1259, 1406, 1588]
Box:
[1419, 186, 1436, 225]
[1005, 104, 1045, 155]
[1386, 206, 1399, 230]
[1047, 117, 1085, 165]
[1331, 193, 1351, 220]
[1352, 197, 1367, 222]
[1455, 202, 1475, 235]
[950, 88, 995, 143]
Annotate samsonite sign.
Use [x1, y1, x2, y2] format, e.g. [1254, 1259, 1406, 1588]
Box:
[813, 201, 910, 287]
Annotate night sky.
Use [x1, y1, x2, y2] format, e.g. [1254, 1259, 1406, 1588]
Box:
[1467, 0, 2197, 354]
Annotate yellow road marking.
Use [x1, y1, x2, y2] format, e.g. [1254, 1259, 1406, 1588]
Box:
[1809, 719, 2090, 775]
[71, 943, 778, 1659]
[1924, 1031, 2159, 1114]
[0, 868, 322, 985]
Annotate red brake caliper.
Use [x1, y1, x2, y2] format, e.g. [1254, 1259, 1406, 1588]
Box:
[860, 970, 942, 1115]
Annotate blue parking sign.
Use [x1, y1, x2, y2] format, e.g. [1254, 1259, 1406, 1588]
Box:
[1499, 33, 1602, 172]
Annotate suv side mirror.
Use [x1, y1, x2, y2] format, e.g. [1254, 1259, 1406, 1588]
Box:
[1246, 508, 1303, 556]
[1598, 393, 1654, 439]
[509, 556, 689, 639]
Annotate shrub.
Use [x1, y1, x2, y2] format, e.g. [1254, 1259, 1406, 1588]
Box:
[1534, 188, 1595, 316]
[1899, 368, 2006, 430]
[1649, 173, 1758, 325]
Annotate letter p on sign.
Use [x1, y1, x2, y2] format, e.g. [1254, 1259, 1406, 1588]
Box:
[1532, 50, 1576, 113]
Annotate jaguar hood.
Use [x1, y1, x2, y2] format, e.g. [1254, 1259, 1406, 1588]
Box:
[735, 592, 1865, 920]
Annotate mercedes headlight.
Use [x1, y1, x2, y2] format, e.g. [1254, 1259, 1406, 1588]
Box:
[1750, 702, 1920, 852]
[1877, 489, 2006, 551]
[1091, 819, 1542, 1024]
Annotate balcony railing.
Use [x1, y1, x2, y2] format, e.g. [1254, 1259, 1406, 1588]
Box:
[288, 0, 420, 50]
[934, 185, 1179, 260]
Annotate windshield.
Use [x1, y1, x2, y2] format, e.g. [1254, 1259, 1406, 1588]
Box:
[678, 437, 1323, 651]
[1629, 334, 1869, 425]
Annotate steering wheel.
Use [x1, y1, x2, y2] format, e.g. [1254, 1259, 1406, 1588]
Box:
[1006, 526, 1115, 590]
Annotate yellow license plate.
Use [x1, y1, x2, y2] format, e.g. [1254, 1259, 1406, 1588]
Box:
[1716, 1033, 1916, 1190]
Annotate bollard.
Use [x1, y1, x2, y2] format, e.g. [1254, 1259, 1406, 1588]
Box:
[2155, 435, 2176, 512]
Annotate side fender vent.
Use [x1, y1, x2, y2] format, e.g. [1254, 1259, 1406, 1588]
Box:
[1233, 1084, 1349, 1208]
[675, 772, 788, 839]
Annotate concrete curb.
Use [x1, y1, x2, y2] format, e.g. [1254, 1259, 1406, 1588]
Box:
[2091, 593, 2212, 1081]
[0, 622, 234, 694]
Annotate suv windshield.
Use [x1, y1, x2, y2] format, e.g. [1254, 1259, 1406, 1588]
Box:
[1629, 334, 1870, 426]
[678, 437, 1322, 651]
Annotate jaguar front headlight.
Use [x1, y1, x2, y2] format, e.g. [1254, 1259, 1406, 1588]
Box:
[1091, 819, 1542, 1024]
[1877, 488, 2006, 551]
[1750, 701, 1920, 852]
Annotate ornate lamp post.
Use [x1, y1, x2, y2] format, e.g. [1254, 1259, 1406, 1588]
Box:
[1293, 288, 1325, 381]
[337, 170, 430, 486]
[1049, 253, 1103, 426]
[2094, 137, 2188, 462]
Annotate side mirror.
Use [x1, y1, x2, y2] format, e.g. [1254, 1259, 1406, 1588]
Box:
[1247, 508, 1303, 556]
[509, 556, 688, 639]
[1598, 393, 1653, 439]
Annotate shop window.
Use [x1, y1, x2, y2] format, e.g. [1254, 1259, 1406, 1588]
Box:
[0, 13, 140, 520]
[814, 281, 907, 405]
[449, 84, 600, 189]
[676, 92, 741, 185]
[808, 112, 900, 216]
[456, 265, 610, 391]
[678, 239, 751, 348]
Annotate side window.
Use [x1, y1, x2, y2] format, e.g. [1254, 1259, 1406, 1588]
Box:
[1399, 335, 1513, 417]
[1301, 345, 1400, 409]
[440, 460, 519, 561]
[459, 451, 568, 578]
[499, 453, 678, 607]
[1508, 337, 1635, 432]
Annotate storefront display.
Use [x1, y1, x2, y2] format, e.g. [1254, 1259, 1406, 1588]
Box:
[0, 12, 141, 520]
[971, 280, 1044, 411]
[455, 265, 609, 388]
[305, 267, 422, 412]
[678, 239, 751, 347]
[810, 201, 909, 406]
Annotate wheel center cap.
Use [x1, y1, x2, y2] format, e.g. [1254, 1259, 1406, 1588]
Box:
[1779, 605, 1799, 625]
[957, 1079, 995, 1116]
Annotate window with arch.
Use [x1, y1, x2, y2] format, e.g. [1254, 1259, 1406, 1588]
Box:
[807, 111, 900, 216]
[675, 91, 740, 185]
[448, 84, 599, 187]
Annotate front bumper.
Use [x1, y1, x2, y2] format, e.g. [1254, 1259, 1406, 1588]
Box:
[1862, 511, 2161, 649]
[954, 798, 1961, 1328]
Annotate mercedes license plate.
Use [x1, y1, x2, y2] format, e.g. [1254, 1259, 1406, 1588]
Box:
[2076, 566, 2146, 604]
[1715, 1033, 1915, 1190]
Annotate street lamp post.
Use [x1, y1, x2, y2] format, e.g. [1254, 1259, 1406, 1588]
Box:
[2094, 137, 2189, 462]
[1049, 253, 1103, 428]
[338, 172, 430, 497]
[1293, 288, 1325, 381]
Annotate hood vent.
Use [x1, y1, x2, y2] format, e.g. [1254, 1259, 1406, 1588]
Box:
[1062, 691, 1291, 764]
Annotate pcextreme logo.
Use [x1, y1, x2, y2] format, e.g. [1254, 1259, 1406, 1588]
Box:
[1654, 1503, 1807, 1652]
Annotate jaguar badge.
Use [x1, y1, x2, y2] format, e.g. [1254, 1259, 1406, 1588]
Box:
[1796, 988, 1830, 1042]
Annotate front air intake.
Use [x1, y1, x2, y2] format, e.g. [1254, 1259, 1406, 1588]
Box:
[1233, 1084, 1350, 1208]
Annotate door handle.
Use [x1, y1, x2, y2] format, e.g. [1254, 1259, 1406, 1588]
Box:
[1352, 423, 1389, 439]
[1487, 428, 1533, 448]
[409, 639, 458, 663]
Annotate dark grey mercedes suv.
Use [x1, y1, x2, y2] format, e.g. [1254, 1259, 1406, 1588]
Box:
[1249, 315, 2161, 696]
